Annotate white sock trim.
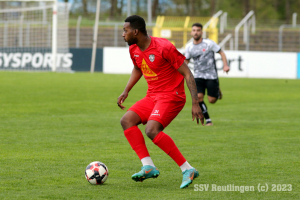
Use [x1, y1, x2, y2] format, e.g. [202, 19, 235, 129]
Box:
[180, 161, 193, 172]
[141, 157, 155, 167]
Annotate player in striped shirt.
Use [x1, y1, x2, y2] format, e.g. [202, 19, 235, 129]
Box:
[185, 23, 230, 126]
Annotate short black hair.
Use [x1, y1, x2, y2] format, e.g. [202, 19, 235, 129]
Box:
[192, 23, 203, 29]
[125, 15, 147, 35]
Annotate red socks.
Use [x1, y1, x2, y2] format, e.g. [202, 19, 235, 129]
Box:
[152, 131, 186, 166]
[124, 127, 186, 167]
[124, 126, 150, 160]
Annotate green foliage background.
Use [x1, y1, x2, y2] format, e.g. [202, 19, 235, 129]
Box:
[68, 0, 300, 22]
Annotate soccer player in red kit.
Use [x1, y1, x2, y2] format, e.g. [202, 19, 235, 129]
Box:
[117, 15, 204, 189]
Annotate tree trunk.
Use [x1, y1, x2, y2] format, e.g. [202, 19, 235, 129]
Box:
[210, 0, 216, 16]
[184, 0, 189, 15]
[252, 0, 256, 13]
[285, 0, 291, 23]
[244, 0, 250, 16]
[190, 0, 196, 16]
[0, 2, 5, 19]
[117, 0, 123, 17]
[274, 0, 278, 12]
[82, 0, 88, 16]
[195, 0, 202, 16]
[136, 0, 140, 15]
[110, 0, 117, 19]
[152, 0, 159, 18]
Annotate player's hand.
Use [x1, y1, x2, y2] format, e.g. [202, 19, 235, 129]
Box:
[223, 65, 230, 73]
[117, 92, 128, 110]
[192, 103, 204, 126]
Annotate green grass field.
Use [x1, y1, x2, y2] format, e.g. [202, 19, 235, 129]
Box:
[0, 72, 299, 199]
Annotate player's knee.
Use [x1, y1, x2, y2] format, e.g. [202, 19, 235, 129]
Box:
[209, 98, 217, 104]
[120, 111, 141, 130]
[145, 127, 159, 140]
[198, 95, 204, 102]
[120, 115, 131, 130]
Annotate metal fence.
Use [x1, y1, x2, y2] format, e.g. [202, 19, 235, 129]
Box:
[69, 14, 299, 52]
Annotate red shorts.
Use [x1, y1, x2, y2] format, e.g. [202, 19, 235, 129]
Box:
[128, 94, 186, 128]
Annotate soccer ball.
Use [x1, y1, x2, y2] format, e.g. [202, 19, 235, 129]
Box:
[85, 161, 109, 185]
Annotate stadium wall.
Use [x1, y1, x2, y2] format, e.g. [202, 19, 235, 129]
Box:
[215, 51, 297, 79]
[103, 47, 299, 79]
[69, 48, 103, 72]
[103, 47, 132, 74]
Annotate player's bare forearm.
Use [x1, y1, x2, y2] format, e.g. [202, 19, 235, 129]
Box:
[117, 66, 142, 110]
[178, 62, 204, 125]
[123, 66, 143, 93]
[185, 73, 198, 104]
[219, 50, 230, 73]
[177, 63, 198, 104]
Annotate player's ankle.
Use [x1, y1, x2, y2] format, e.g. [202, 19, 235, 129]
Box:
[180, 161, 193, 172]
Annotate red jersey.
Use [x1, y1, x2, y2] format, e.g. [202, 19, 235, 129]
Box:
[129, 36, 186, 98]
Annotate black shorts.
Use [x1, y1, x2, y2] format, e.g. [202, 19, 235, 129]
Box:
[195, 78, 219, 98]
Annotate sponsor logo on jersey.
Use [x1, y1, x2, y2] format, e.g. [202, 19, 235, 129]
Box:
[149, 54, 155, 62]
[141, 59, 157, 77]
[202, 49, 206, 52]
[134, 55, 139, 57]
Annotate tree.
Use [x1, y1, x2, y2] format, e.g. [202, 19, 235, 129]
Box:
[0, 1, 5, 19]
[110, 0, 117, 18]
[152, 0, 159, 18]
[82, 0, 88, 16]
[285, 0, 291, 23]
[244, 0, 250, 15]
[117, 0, 124, 17]
[210, 0, 216, 15]
[136, 0, 141, 15]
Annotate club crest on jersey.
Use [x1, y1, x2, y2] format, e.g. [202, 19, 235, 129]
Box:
[149, 54, 155, 62]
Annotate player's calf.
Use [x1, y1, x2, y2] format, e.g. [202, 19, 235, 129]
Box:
[218, 88, 223, 100]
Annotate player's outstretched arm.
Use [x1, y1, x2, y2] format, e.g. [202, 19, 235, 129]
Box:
[218, 50, 230, 73]
[177, 62, 204, 125]
[117, 66, 143, 110]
